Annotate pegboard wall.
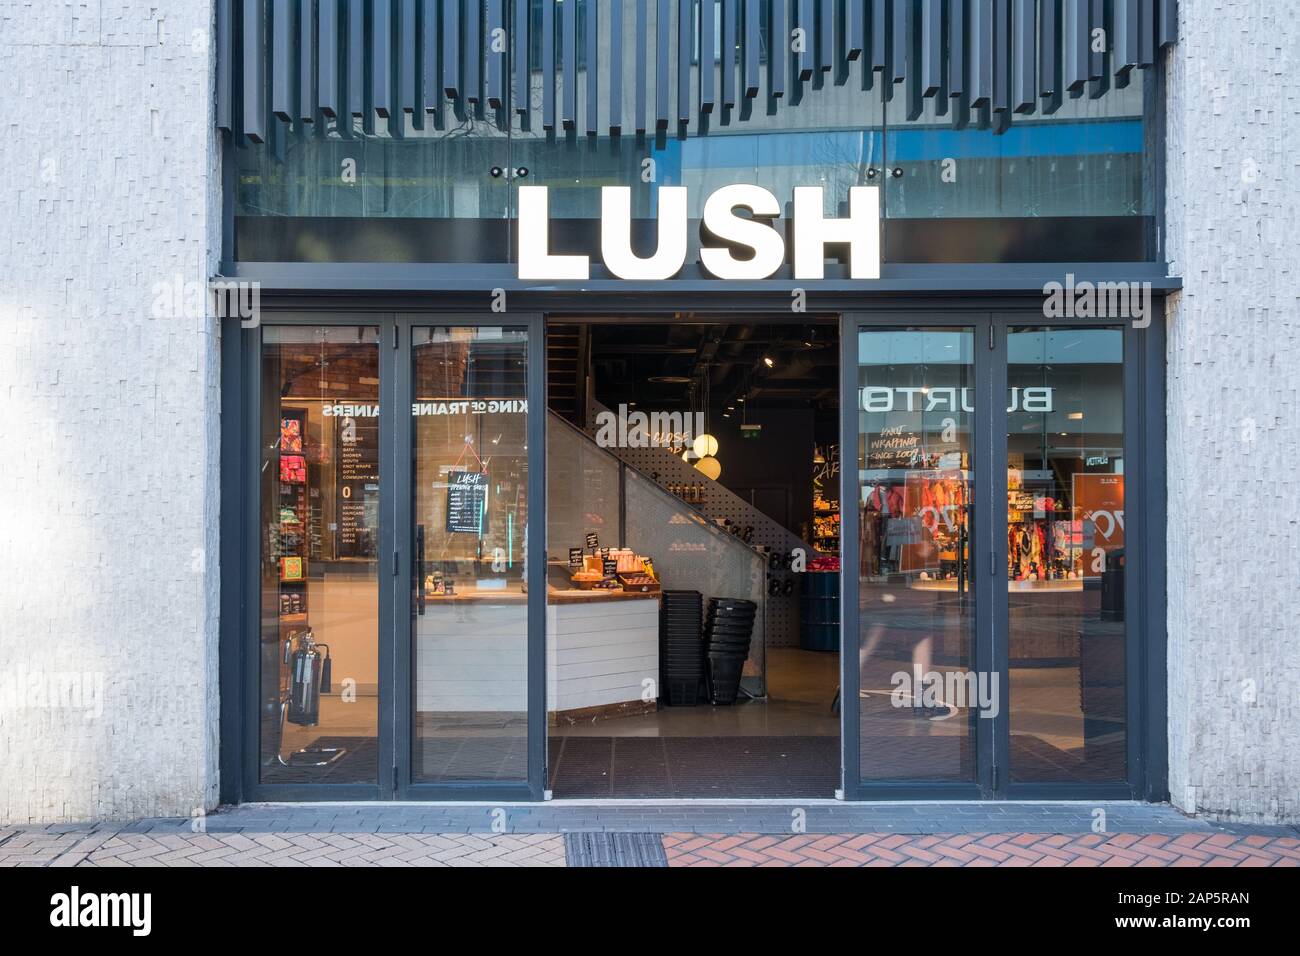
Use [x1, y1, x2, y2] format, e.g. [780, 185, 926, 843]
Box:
[587, 402, 825, 651]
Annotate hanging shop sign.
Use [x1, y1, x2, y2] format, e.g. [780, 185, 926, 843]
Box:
[445, 471, 489, 535]
[517, 185, 880, 282]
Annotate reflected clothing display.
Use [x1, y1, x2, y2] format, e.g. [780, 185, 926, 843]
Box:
[1007, 328, 1127, 784]
[857, 329, 977, 783]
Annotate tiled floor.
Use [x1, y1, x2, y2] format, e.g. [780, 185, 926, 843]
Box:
[2, 802, 1296, 867]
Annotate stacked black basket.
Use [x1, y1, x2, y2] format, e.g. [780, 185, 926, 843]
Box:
[704, 598, 757, 705]
[659, 590, 704, 706]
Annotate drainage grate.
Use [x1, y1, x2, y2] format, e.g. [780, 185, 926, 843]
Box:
[563, 832, 668, 867]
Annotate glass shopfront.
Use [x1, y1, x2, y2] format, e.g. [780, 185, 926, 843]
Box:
[232, 309, 1159, 803]
[220, 3, 1170, 804]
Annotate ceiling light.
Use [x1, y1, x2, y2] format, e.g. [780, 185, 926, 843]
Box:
[1068, 412, 1083, 420]
[695, 456, 722, 481]
[693, 433, 719, 458]
[762, 356, 775, 368]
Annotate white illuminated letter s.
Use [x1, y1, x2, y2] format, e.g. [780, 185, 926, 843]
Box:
[700, 185, 785, 280]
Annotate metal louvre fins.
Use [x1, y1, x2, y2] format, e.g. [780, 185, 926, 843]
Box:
[217, 0, 1178, 140]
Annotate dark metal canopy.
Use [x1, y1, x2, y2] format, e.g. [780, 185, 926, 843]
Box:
[218, 1, 1177, 143]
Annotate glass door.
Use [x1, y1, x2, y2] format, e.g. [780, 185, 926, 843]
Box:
[844, 313, 1140, 800]
[397, 315, 546, 799]
[847, 321, 989, 795]
[1004, 326, 1128, 786]
[252, 320, 388, 799]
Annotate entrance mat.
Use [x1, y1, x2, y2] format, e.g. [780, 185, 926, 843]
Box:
[547, 736, 840, 799]
[564, 832, 669, 867]
[259, 736, 379, 785]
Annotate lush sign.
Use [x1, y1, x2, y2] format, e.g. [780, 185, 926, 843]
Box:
[517, 185, 880, 282]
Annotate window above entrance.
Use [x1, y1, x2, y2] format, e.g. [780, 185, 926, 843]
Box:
[221, 1, 1175, 269]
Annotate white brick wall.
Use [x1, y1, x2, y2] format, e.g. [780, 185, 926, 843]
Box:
[1165, 3, 1300, 823]
[0, 1, 221, 822]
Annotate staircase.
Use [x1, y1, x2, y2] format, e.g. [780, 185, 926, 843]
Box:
[582, 401, 820, 650]
[546, 325, 588, 427]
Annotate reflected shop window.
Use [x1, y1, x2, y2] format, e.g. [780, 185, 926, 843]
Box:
[1007, 328, 1126, 783]
[857, 329, 976, 783]
[410, 327, 530, 784]
[259, 327, 380, 785]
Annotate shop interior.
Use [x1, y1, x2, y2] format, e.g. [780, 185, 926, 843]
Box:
[544, 320, 842, 798]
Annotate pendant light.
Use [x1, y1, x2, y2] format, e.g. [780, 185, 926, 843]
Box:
[695, 456, 721, 481]
[692, 364, 720, 480]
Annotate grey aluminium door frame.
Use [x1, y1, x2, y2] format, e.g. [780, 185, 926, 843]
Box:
[226, 310, 545, 803]
[236, 311, 395, 803]
[221, 295, 1165, 805]
[841, 310, 994, 801]
[841, 305, 1167, 803]
[394, 312, 545, 802]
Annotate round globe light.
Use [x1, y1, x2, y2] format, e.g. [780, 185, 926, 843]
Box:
[695, 456, 721, 481]
[693, 433, 719, 458]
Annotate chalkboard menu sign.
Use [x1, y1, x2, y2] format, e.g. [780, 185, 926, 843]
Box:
[446, 471, 489, 534]
[602, 558, 618, 576]
[585, 532, 599, 550]
[568, 548, 584, 570]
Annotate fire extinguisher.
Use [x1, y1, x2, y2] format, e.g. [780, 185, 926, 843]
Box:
[285, 630, 333, 727]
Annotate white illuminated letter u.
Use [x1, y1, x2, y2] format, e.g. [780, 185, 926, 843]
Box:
[601, 186, 688, 281]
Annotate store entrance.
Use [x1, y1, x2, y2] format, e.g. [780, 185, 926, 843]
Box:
[544, 319, 842, 798]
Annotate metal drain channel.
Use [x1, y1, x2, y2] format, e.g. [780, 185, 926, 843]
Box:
[563, 832, 668, 867]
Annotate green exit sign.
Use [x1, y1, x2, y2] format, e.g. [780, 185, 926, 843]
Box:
[740, 424, 762, 440]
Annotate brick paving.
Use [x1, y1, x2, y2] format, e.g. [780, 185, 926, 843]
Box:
[0, 829, 566, 868]
[1, 803, 1296, 868]
[662, 832, 1300, 867]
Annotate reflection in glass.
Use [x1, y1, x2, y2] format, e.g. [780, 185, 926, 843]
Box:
[259, 326, 380, 785]
[857, 329, 976, 782]
[411, 327, 530, 783]
[1007, 328, 1126, 783]
[884, 38, 1152, 262]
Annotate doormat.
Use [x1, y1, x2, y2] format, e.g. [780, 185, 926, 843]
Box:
[547, 735, 840, 799]
[564, 832, 668, 867]
[259, 736, 378, 785]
